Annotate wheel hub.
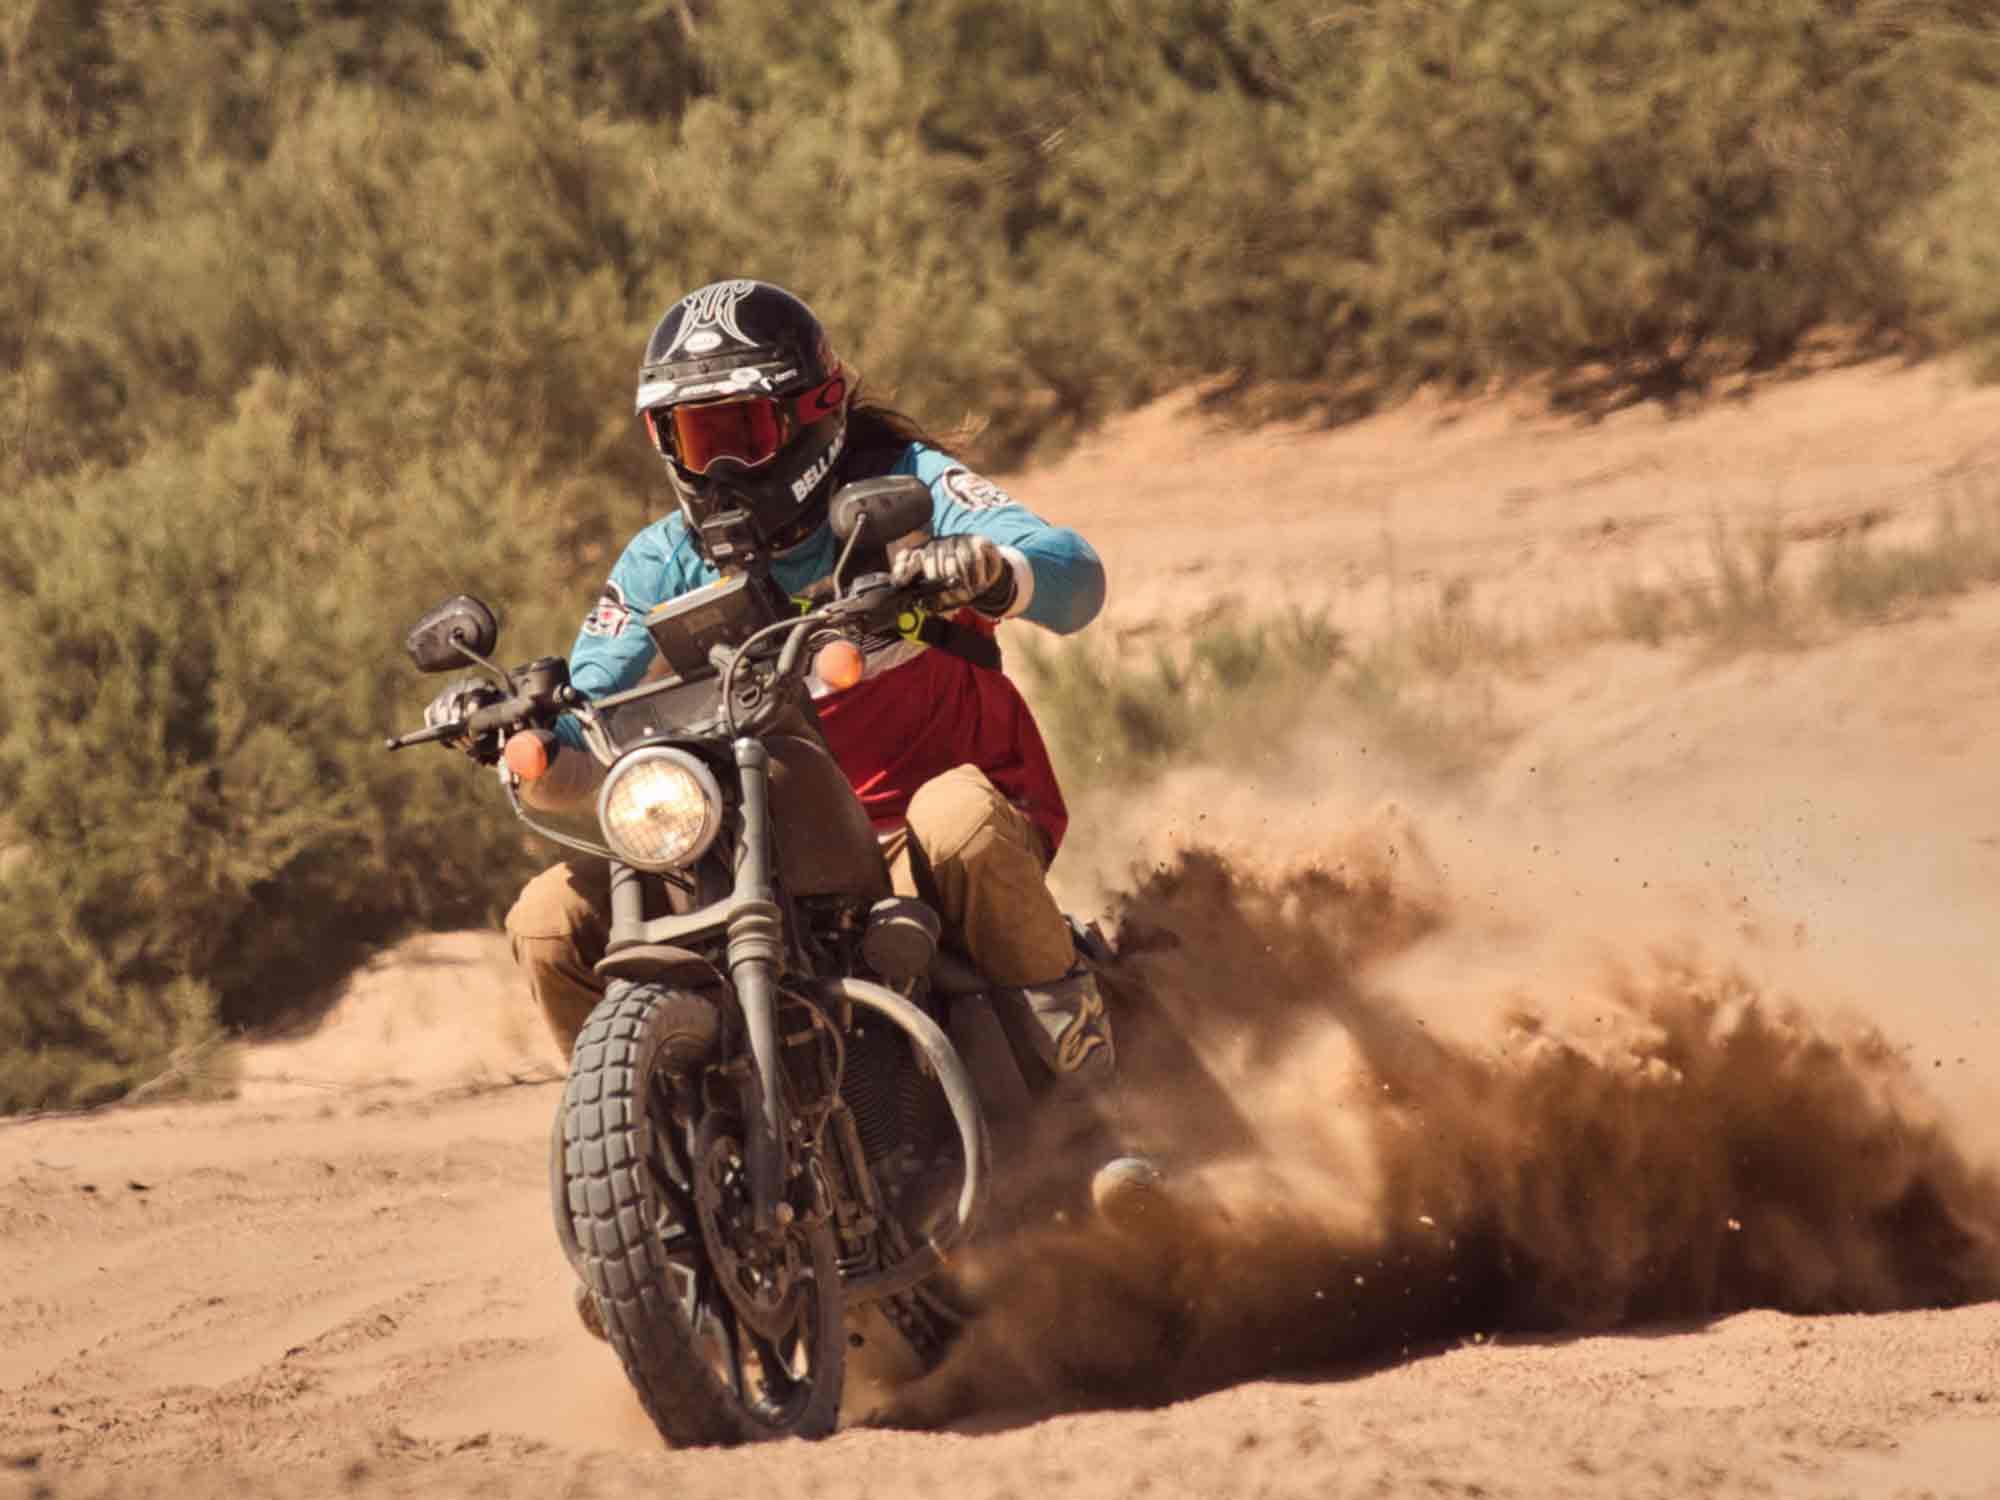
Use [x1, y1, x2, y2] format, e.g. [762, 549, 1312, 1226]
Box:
[692, 1127, 805, 1341]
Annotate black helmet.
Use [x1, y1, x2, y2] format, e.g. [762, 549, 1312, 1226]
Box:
[635, 279, 850, 551]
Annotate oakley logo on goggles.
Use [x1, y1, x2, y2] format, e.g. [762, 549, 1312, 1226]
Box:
[646, 373, 846, 476]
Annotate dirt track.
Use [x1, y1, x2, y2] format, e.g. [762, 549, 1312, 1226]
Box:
[6, 361, 2000, 1497]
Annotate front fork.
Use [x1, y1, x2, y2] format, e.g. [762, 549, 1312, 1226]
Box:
[725, 736, 788, 1234]
[601, 736, 794, 1236]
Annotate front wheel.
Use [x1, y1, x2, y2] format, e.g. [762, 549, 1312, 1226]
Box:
[559, 984, 846, 1445]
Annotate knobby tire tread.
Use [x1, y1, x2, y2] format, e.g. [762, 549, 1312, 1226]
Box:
[560, 987, 843, 1447]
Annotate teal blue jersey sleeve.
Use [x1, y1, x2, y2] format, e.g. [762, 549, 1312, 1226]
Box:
[556, 514, 714, 747]
[550, 443, 1099, 749]
[899, 445, 1106, 635]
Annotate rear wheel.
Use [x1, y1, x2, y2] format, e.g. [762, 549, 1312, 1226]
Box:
[559, 984, 845, 1445]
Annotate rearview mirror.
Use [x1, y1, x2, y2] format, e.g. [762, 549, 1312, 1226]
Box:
[829, 476, 932, 547]
[404, 594, 500, 673]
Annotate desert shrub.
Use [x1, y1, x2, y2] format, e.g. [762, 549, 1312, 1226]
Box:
[1021, 608, 1345, 783]
[1022, 602, 1509, 786]
[1814, 498, 2000, 621]
[8, 0, 1999, 492]
[1402, 578, 1530, 678]
[1687, 516, 1800, 648]
[0, 373, 582, 1107]
[1907, 111, 2000, 377]
[1030, 606, 1522, 792]
[1610, 581, 1676, 648]
[1320, 0, 1993, 391]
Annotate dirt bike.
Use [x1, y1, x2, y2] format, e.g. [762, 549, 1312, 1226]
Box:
[387, 477, 1108, 1446]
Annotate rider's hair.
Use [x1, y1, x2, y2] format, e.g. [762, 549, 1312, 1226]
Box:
[845, 383, 967, 463]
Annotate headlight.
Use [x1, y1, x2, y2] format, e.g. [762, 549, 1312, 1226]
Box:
[597, 748, 724, 870]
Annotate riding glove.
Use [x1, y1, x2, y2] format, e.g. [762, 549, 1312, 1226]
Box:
[892, 535, 1017, 616]
[423, 677, 506, 764]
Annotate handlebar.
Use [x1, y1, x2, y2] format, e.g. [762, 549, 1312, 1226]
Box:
[718, 572, 938, 736]
[383, 684, 580, 753]
[385, 572, 940, 752]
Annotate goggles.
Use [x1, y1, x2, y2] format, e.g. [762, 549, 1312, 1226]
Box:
[645, 372, 846, 476]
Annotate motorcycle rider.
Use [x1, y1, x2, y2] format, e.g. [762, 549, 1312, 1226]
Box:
[427, 279, 1158, 1226]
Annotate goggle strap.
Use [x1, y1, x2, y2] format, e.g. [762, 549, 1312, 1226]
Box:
[792, 371, 847, 426]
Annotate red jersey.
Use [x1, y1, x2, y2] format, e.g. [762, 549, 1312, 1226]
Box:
[812, 616, 1069, 855]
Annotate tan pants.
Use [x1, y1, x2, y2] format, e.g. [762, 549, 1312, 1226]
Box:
[505, 764, 1076, 1059]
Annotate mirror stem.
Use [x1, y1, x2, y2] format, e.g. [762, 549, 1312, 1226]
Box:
[829, 518, 866, 595]
[451, 634, 515, 693]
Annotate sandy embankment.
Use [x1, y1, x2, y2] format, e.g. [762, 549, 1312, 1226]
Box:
[5, 359, 1999, 1498]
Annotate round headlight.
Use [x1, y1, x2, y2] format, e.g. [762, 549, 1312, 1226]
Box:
[597, 748, 724, 870]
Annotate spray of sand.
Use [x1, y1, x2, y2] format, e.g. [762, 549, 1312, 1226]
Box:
[873, 839, 2000, 1427]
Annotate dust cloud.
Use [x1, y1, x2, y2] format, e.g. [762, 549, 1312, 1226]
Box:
[873, 839, 2000, 1428]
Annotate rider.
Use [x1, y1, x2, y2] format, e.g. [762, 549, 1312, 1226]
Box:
[431, 279, 1151, 1203]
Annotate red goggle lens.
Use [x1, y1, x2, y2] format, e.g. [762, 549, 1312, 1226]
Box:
[645, 373, 846, 476]
[658, 396, 787, 476]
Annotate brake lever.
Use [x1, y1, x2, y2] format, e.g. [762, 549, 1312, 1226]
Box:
[384, 721, 465, 752]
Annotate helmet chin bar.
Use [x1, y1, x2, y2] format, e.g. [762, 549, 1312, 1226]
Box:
[673, 436, 840, 565]
[693, 505, 764, 572]
[689, 499, 828, 572]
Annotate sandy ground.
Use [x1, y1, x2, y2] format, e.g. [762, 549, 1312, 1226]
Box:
[6, 359, 2000, 1497]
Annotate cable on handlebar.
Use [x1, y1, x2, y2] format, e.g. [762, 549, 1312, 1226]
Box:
[719, 612, 817, 740]
[715, 578, 923, 739]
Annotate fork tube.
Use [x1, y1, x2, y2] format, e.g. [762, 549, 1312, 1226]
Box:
[607, 859, 646, 946]
[728, 737, 786, 1231]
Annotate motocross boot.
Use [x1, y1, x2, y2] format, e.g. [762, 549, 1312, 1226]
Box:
[1011, 958, 1172, 1237]
[1016, 960, 1117, 1079]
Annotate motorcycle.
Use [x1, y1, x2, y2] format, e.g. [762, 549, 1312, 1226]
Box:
[387, 477, 1106, 1445]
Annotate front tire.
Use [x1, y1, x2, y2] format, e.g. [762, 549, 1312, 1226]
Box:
[559, 983, 846, 1445]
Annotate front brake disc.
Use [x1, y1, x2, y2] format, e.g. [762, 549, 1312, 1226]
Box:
[692, 1120, 806, 1342]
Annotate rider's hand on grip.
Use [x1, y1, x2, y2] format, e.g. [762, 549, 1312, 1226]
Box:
[423, 676, 506, 765]
[890, 535, 1015, 615]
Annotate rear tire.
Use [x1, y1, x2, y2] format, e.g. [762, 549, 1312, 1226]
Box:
[560, 983, 846, 1446]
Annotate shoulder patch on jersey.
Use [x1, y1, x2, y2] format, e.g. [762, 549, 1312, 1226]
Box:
[940, 465, 1015, 512]
[581, 580, 633, 638]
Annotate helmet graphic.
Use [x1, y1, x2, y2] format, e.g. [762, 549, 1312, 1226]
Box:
[635, 279, 849, 551]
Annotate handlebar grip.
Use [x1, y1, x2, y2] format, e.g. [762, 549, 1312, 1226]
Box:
[464, 694, 532, 736]
[386, 681, 575, 753]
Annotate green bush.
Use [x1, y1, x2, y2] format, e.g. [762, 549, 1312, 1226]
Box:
[10, 0, 1996, 493]
[0, 374, 580, 1109]
[1908, 107, 2000, 377]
